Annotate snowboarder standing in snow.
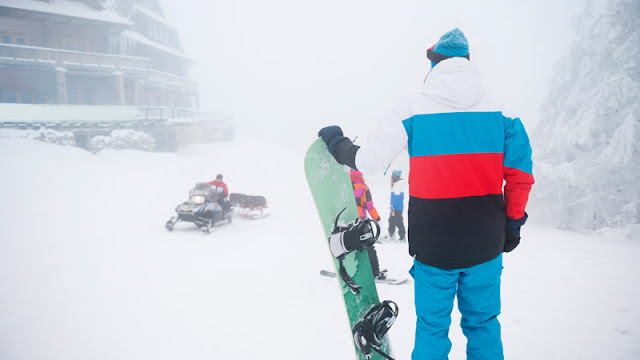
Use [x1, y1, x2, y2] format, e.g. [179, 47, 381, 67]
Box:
[318, 28, 534, 360]
[386, 170, 406, 242]
[350, 169, 387, 280]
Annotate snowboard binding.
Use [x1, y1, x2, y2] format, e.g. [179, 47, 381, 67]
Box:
[329, 208, 381, 294]
[353, 300, 399, 360]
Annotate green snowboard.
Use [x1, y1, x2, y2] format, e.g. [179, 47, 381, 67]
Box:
[304, 138, 393, 360]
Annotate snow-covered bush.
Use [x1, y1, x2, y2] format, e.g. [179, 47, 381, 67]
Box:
[0, 128, 76, 146]
[529, 0, 640, 236]
[89, 129, 156, 153]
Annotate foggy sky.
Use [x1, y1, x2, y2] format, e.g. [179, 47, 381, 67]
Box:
[162, 0, 592, 148]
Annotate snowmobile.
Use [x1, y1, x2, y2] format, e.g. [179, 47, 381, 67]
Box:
[165, 182, 234, 234]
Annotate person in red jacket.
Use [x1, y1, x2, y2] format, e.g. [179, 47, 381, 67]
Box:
[350, 169, 386, 280]
[208, 174, 230, 211]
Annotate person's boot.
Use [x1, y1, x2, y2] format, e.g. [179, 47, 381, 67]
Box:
[375, 269, 388, 280]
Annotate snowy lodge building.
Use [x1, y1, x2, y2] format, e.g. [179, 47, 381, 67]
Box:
[0, 0, 232, 151]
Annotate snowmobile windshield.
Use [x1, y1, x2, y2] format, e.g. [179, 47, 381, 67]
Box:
[189, 183, 219, 202]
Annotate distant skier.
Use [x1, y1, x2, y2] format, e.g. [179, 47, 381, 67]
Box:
[386, 170, 406, 242]
[208, 174, 231, 212]
[350, 169, 386, 280]
[319, 28, 534, 360]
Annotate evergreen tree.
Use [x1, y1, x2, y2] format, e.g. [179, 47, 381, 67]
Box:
[530, 0, 640, 234]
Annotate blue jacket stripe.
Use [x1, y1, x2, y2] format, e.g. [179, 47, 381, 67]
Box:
[503, 117, 533, 174]
[402, 112, 504, 157]
[402, 116, 414, 157]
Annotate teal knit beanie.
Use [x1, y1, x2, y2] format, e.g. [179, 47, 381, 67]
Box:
[427, 28, 470, 68]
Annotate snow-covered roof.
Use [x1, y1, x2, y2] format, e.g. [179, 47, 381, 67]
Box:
[121, 30, 191, 61]
[0, 0, 131, 25]
[131, 3, 171, 27]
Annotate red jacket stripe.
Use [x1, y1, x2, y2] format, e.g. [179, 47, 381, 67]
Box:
[409, 153, 504, 199]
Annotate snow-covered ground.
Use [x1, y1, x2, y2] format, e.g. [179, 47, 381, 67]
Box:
[1, 137, 638, 359]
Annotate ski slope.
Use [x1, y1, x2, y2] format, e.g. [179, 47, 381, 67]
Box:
[0, 137, 638, 359]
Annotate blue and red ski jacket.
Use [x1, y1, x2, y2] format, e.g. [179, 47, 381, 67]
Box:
[354, 57, 534, 269]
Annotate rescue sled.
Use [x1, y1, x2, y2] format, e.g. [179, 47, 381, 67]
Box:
[229, 193, 270, 220]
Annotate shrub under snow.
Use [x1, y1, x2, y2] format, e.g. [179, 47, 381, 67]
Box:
[89, 129, 156, 153]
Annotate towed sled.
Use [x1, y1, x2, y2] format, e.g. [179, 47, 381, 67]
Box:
[165, 182, 234, 234]
[229, 193, 269, 220]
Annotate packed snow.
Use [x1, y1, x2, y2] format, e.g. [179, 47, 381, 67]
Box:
[0, 135, 638, 360]
[1, 0, 639, 358]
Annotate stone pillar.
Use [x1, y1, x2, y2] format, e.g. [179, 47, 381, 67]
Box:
[114, 71, 125, 105]
[55, 67, 68, 104]
[134, 80, 145, 106]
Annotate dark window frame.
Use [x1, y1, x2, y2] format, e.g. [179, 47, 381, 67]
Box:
[0, 34, 30, 45]
[0, 90, 35, 103]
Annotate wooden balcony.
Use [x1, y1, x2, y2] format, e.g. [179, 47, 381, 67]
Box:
[0, 43, 148, 73]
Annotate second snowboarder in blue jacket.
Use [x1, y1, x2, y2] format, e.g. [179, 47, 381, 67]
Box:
[386, 170, 406, 242]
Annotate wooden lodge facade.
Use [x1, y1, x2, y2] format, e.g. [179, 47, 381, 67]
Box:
[0, 0, 234, 151]
[0, 0, 199, 109]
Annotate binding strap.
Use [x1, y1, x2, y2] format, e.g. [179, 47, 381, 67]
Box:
[338, 256, 362, 294]
[352, 300, 399, 360]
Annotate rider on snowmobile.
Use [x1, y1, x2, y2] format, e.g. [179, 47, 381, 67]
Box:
[208, 174, 231, 212]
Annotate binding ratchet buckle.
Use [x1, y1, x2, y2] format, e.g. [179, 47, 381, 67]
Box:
[328, 208, 380, 294]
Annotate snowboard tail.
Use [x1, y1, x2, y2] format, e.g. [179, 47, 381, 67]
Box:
[305, 138, 396, 360]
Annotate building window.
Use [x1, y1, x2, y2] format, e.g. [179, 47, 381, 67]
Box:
[3, 91, 18, 103]
[20, 92, 34, 104]
[62, 39, 90, 52]
[0, 34, 30, 45]
[68, 83, 89, 104]
[0, 91, 34, 103]
[64, 39, 75, 50]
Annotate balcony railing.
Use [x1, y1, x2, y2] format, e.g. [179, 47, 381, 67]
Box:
[137, 106, 193, 120]
[0, 43, 149, 72]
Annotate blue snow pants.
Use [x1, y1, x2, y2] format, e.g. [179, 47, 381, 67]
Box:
[410, 254, 503, 360]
